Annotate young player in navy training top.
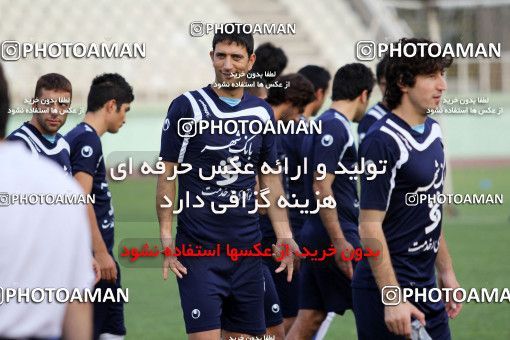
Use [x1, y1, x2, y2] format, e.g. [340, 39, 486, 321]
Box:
[286, 63, 374, 340]
[352, 38, 461, 340]
[261, 73, 315, 336]
[297, 65, 331, 119]
[156, 26, 299, 339]
[7, 73, 72, 173]
[357, 55, 391, 144]
[66, 73, 134, 340]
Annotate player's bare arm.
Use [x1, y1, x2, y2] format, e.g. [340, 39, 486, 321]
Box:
[156, 161, 187, 279]
[313, 171, 354, 279]
[74, 171, 117, 283]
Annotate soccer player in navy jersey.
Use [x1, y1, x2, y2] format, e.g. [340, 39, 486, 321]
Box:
[7, 73, 72, 173]
[297, 65, 331, 119]
[66, 73, 134, 340]
[357, 55, 391, 144]
[261, 73, 315, 336]
[352, 38, 461, 340]
[156, 26, 299, 339]
[286, 63, 374, 340]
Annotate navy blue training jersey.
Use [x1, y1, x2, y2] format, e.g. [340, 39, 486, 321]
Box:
[300, 109, 360, 246]
[281, 116, 311, 236]
[353, 113, 445, 289]
[7, 122, 71, 174]
[159, 85, 278, 247]
[259, 116, 310, 240]
[65, 122, 115, 253]
[357, 102, 390, 144]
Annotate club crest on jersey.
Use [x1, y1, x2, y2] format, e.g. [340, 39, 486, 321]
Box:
[321, 134, 334, 147]
[163, 118, 170, 131]
[81, 145, 93, 158]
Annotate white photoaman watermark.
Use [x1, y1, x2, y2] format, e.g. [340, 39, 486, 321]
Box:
[190, 22, 296, 37]
[0, 287, 128, 304]
[176, 118, 322, 138]
[0, 192, 95, 206]
[355, 41, 501, 61]
[1, 41, 145, 61]
[405, 193, 503, 206]
[382, 286, 510, 306]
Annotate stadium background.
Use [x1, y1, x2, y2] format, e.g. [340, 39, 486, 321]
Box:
[1, 0, 509, 338]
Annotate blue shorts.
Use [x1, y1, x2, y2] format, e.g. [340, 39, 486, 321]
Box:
[352, 288, 451, 340]
[93, 260, 125, 339]
[298, 230, 360, 314]
[176, 233, 266, 335]
[262, 263, 284, 327]
[262, 237, 300, 318]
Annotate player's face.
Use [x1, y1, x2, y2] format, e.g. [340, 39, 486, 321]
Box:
[33, 88, 71, 135]
[280, 103, 301, 123]
[107, 102, 130, 133]
[407, 70, 447, 114]
[210, 41, 255, 87]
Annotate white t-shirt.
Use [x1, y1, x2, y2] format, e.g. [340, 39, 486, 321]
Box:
[0, 141, 94, 338]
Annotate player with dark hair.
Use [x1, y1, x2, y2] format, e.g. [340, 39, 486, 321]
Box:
[261, 73, 315, 336]
[352, 38, 460, 339]
[66, 73, 134, 340]
[287, 63, 374, 340]
[297, 65, 331, 118]
[157, 25, 298, 339]
[357, 55, 391, 143]
[0, 64, 94, 339]
[246, 42, 288, 98]
[7, 73, 72, 173]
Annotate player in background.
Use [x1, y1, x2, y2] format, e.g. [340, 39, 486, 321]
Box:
[287, 63, 375, 340]
[297, 65, 331, 119]
[7, 73, 72, 173]
[246, 42, 288, 98]
[261, 73, 315, 336]
[357, 55, 391, 144]
[352, 38, 461, 339]
[66, 73, 134, 340]
[156, 27, 299, 339]
[0, 63, 94, 339]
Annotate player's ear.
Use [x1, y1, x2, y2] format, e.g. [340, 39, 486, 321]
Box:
[105, 99, 117, 114]
[247, 53, 256, 71]
[209, 50, 214, 62]
[360, 89, 368, 104]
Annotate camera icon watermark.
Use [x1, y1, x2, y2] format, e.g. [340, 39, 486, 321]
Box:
[178, 118, 198, 138]
[1, 40, 21, 61]
[0, 192, 10, 206]
[355, 40, 376, 61]
[190, 21, 205, 37]
[381, 286, 401, 306]
[405, 193, 419, 206]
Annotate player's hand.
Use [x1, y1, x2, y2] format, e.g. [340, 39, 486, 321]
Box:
[162, 240, 187, 280]
[333, 238, 354, 280]
[438, 271, 463, 319]
[273, 238, 302, 282]
[384, 302, 426, 338]
[94, 251, 117, 284]
[92, 258, 101, 284]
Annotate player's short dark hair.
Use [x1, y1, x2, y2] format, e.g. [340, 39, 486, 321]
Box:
[385, 37, 453, 110]
[251, 42, 288, 84]
[86, 73, 134, 112]
[212, 24, 254, 56]
[0, 63, 10, 139]
[376, 55, 389, 84]
[331, 63, 374, 101]
[266, 73, 315, 111]
[298, 65, 331, 92]
[34, 73, 72, 99]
